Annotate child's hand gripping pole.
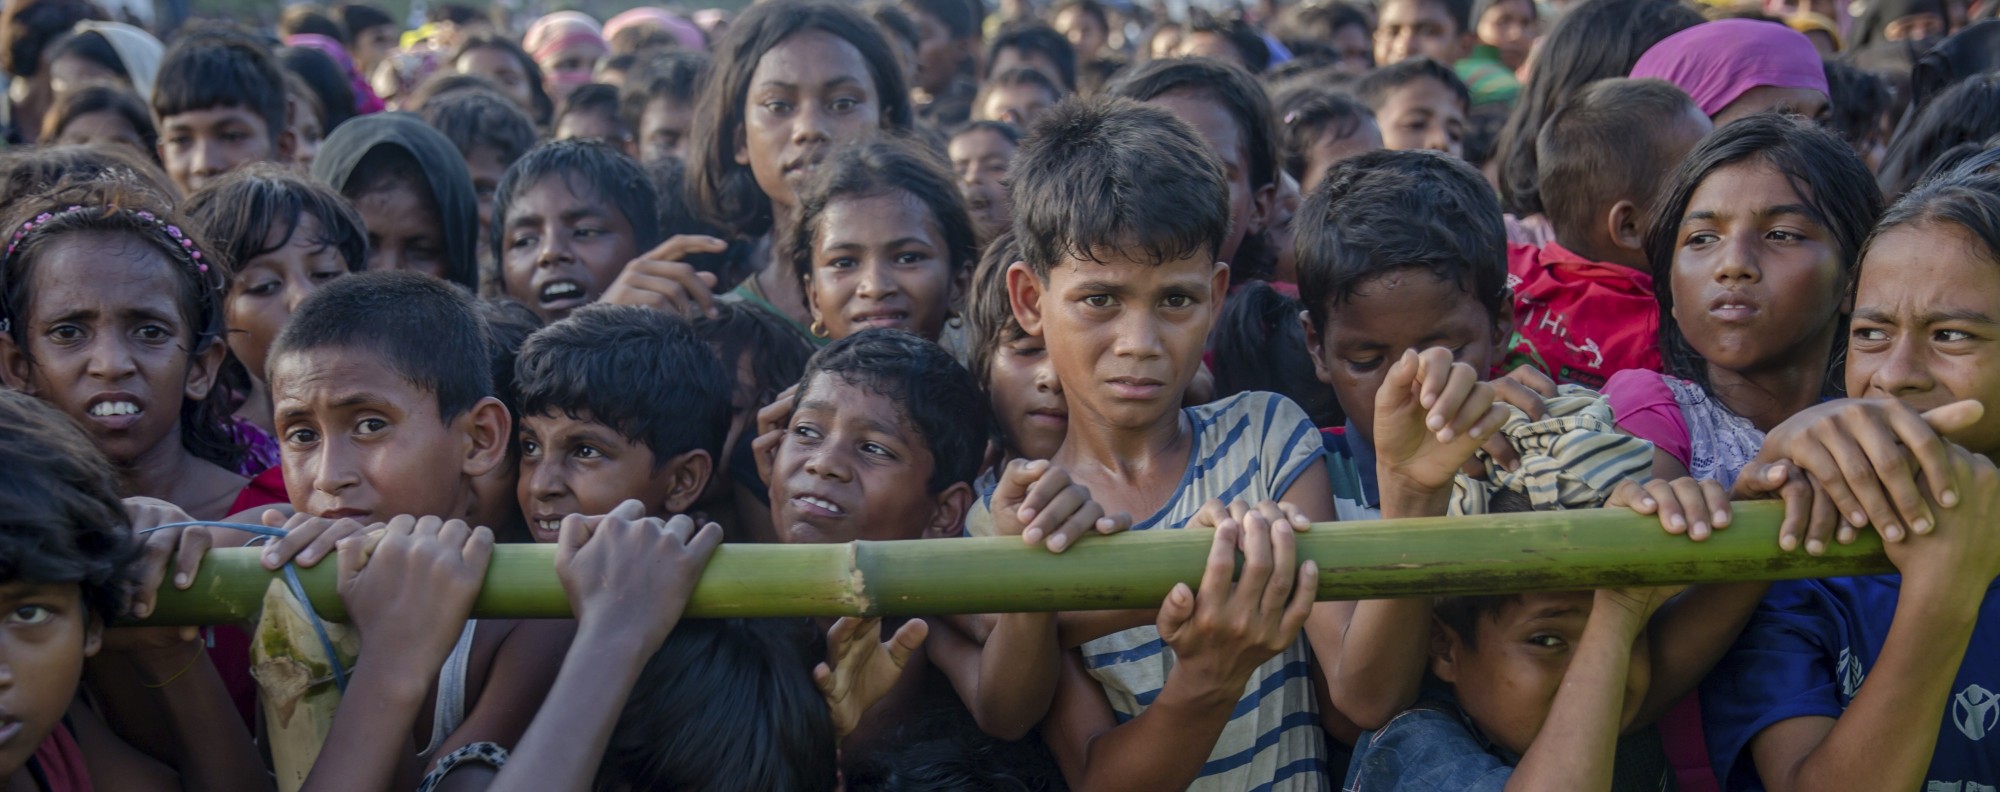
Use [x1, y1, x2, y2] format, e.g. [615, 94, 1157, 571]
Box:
[991, 459, 1134, 553]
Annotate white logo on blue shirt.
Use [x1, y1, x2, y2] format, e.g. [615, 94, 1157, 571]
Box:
[1954, 684, 1999, 741]
[1836, 647, 1865, 700]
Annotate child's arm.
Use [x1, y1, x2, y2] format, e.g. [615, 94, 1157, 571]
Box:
[1503, 586, 1677, 791]
[464, 501, 722, 792]
[1043, 515, 1318, 791]
[598, 235, 730, 319]
[84, 634, 272, 792]
[299, 516, 494, 792]
[1313, 348, 1510, 730]
[1741, 443, 2000, 792]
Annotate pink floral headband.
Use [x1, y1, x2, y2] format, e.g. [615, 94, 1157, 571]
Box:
[5, 206, 208, 272]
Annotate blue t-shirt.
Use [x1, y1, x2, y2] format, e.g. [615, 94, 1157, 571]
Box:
[1701, 575, 2000, 791]
[1344, 695, 1673, 791]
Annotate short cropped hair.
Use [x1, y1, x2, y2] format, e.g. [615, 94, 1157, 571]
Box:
[0, 389, 140, 622]
[419, 87, 537, 165]
[949, 119, 1023, 147]
[789, 137, 980, 289]
[1537, 78, 1702, 243]
[1112, 57, 1280, 192]
[556, 82, 625, 138]
[1355, 55, 1471, 114]
[1296, 149, 1508, 332]
[270, 270, 494, 421]
[152, 24, 289, 146]
[795, 330, 990, 493]
[474, 297, 542, 425]
[1278, 89, 1372, 181]
[621, 51, 709, 137]
[1011, 96, 1229, 276]
[986, 23, 1077, 90]
[516, 304, 732, 467]
[182, 163, 368, 284]
[491, 139, 665, 272]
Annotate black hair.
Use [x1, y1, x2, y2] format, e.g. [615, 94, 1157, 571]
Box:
[46, 29, 125, 80]
[0, 0, 102, 79]
[418, 87, 538, 166]
[949, 119, 1023, 148]
[280, 5, 348, 42]
[1473, 0, 1537, 27]
[794, 329, 990, 493]
[1053, 0, 1111, 32]
[41, 83, 157, 156]
[985, 23, 1077, 90]
[965, 229, 1025, 387]
[1076, 55, 1127, 96]
[1011, 96, 1228, 277]
[1272, 2, 1370, 61]
[903, 0, 982, 40]
[1878, 74, 2000, 199]
[694, 301, 816, 414]
[474, 297, 542, 429]
[1278, 88, 1373, 182]
[608, 26, 685, 58]
[1111, 57, 1280, 195]
[1865, 170, 2000, 283]
[978, 66, 1066, 116]
[1295, 149, 1508, 333]
[1823, 60, 1891, 159]
[151, 23, 290, 147]
[270, 270, 494, 420]
[789, 137, 980, 309]
[556, 82, 627, 141]
[870, 2, 923, 54]
[405, 72, 506, 111]
[1493, 0, 1705, 217]
[0, 389, 141, 622]
[1355, 56, 1471, 114]
[844, 703, 1065, 792]
[278, 46, 357, 132]
[454, 35, 555, 126]
[332, 3, 393, 39]
[596, 618, 837, 792]
[0, 143, 176, 207]
[1412, 0, 1478, 33]
[427, 4, 484, 26]
[0, 177, 243, 470]
[1185, 9, 1271, 73]
[1216, 282, 1344, 427]
[491, 138, 665, 274]
[1536, 77, 1702, 246]
[648, 157, 757, 292]
[182, 162, 368, 291]
[1645, 113, 1882, 393]
[1432, 488, 1533, 645]
[516, 303, 732, 468]
[620, 50, 709, 145]
[598, 51, 641, 79]
[690, 0, 914, 238]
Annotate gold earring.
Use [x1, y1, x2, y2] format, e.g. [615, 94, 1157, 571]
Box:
[810, 319, 829, 338]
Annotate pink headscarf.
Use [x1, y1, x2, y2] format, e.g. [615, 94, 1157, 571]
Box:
[1629, 19, 1829, 117]
[523, 11, 607, 65]
[604, 7, 707, 51]
[285, 33, 386, 116]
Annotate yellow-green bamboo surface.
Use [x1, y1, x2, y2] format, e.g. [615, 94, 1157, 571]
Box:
[138, 501, 1892, 625]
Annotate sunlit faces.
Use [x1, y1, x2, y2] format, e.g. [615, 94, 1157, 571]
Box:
[53, 110, 148, 156]
[1712, 86, 1831, 128]
[985, 333, 1067, 461]
[516, 411, 707, 543]
[1375, 77, 1467, 159]
[0, 581, 99, 784]
[1145, 89, 1269, 267]
[457, 46, 537, 113]
[1054, 6, 1108, 60]
[1666, 161, 1848, 377]
[351, 174, 448, 279]
[806, 192, 960, 341]
[0, 234, 225, 468]
[976, 81, 1059, 128]
[737, 30, 886, 214]
[1375, 0, 1469, 65]
[1304, 268, 1508, 447]
[947, 127, 1017, 241]
[226, 214, 351, 382]
[269, 346, 506, 523]
[502, 175, 642, 323]
[639, 96, 696, 163]
[1432, 591, 1653, 758]
[1007, 251, 1229, 432]
[158, 106, 279, 194]
[770, 371, 972, 544]
[1475, 0, 1536, 70]
[1847, 222, 2000, 457]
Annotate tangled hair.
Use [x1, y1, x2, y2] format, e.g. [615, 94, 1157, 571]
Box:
[0, 389, 140, 622]
[182, 163, 368, 282]
[689, 0, 912, 238]
[474, 297, 542, 428]
[491, 139, 665, 275]
[516, 304, 733, 468]
[788, 138, 979, 312]
[1215, 281, 1343, 427]
[978, 67, 1065, 114]
[453, 35, 555, 125]
[693, 301, 815, 416]
[0, 0, 104, 79]
[794, 329, 991, 493]
[649, 157, 756, 292]
[964, 229, 1025, 387]
[1823, 59, 1890, 156]
[1272, 1, 1370, 54]
[1493, 0, 1704, 217]
[151, 23, 289, 149]
[556, 82, 627, 141]
[418, 87, 537, 166]
[1356, 56, 1471, 114]
[1645, 114, 1882, 393]
[1877, 74, 2000, 199]
[278, 46, 358, 132]
[0, 143, 176, 208]
[0, 177, 243, 470]
[985, 23, 1077, 90]
[1110, 57, 1280, 194]
[40, 83, 157, 157]
[869, 2, 922, 54]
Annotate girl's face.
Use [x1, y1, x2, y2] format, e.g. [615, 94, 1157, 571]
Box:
[947, 128, 1016, 240]
[0, 580, 98, 782]
[54, 111, 146, 155]
[353, 176, 449, 280]
[0, 233, 223, 466]
[806, 192, 960, 342]
[501, 175, 642, 323]
[1476, 0, 1537, 67]
[289, 96, 325, 171]
[227, 214, 350, 383]
[541, 42, 607, 102]
[1847, 222, 2000, 456]
[737, 30, 884, 214]
[458, 47, 536, 112]
[1668, 161, 1849, 377]
[986, 334, 1067, 461]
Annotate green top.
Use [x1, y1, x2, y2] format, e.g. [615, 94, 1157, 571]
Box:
[1456, 45, 1521, 106]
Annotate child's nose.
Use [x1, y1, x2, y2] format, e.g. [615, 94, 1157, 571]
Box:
[84, 336, 140, 380]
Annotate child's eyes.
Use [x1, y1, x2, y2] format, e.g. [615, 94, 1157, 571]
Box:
[860, 441, 896, 458]
[1766, 229, 1804, 242]
[519, 438, 541, 456]
[1852, 327, 1889, 343]
[134, 324, 174, 342]
[1082, 295, 1114, 308]
[1346, 357, 1385, 372]
[1936, 329, 1975, 343]
[355, 418, 389, 434]
[826, 257, 858, 270]
[829, 97, 860, 112]
[894, 252, 930, 266]
[792, 424, 823, 441]
[575, 227, 606, 239]
[509, 234, 539, 251]
[1527, 634, 1566, 649]
[284, 427, 320, 445]
[763, 101, 794, 115]
[47, 324, 85, 342]
[1161, 294, 1194, 309]
[244, 280, 282, 296]
[573, 444, 604, 460]
[5, 604, 53, 626]
[1683, 231, 1720, 247]
[311, 268, 346, 282]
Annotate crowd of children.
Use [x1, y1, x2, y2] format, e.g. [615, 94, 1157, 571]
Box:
[2, 0, 2000, 789]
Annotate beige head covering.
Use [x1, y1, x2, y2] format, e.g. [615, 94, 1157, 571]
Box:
[73, 21, 163, 102]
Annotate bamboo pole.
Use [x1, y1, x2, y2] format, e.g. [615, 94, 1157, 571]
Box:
[139, 501, 1893, 625]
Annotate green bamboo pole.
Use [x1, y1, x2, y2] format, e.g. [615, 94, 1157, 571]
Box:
[139, 501, 1893, 625]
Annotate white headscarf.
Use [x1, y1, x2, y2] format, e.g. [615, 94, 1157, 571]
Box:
[73, 21, 163, 102]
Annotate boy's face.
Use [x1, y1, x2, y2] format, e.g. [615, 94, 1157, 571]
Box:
[517, 411, 709, 543]
[354, 178, 450, 280]
[948, 128, 1016, 241]
[977, 82, 1058, 128]
[1847, 223, 2000, 458]
[1305, 268, 1508, 445]
[226, 213, 352, 383]
[990, 46, 1066, 91]
[1375, 77, 1467, 160]
[270, 346, 507, 523]
[0, 581, 99, 778]
[501, 176, 643, 323]
[1475, 0, 1537, 65]
[158, 106, 280, 194]
[739, 30, 885, 213]
[1433, 591, 1652, 757]
[640, 97, 696, 163]
[987, 333, 1067, 461]
[1375, 0, 1471, 65]
[1147, 89, 1272, 268]
[1008, 250, 1229, 434]
[769, 372, 973, 544]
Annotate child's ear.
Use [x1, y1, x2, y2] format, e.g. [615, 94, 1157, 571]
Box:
[457, 397, 512, 480]
[1249, 181, 1279, 234]
[1607, 199, 1645, 254]
[805, 273, 825, 326]
[733, 127, 749, 167]
[657, 449, 714, 515]
[1006, 261, 1047, 337]
[182, 339, 229, 404]
[1429, 615, 1463, 684]
[1301, 309, 1335, 387]
[1490, 289, 1515, 349]
[921, 481, 976, 540]
[83, 613, 103, 659]
[274, 126, 298, 164]
[0, 333, 33, 393]
[1209, 261, 1232, 320]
